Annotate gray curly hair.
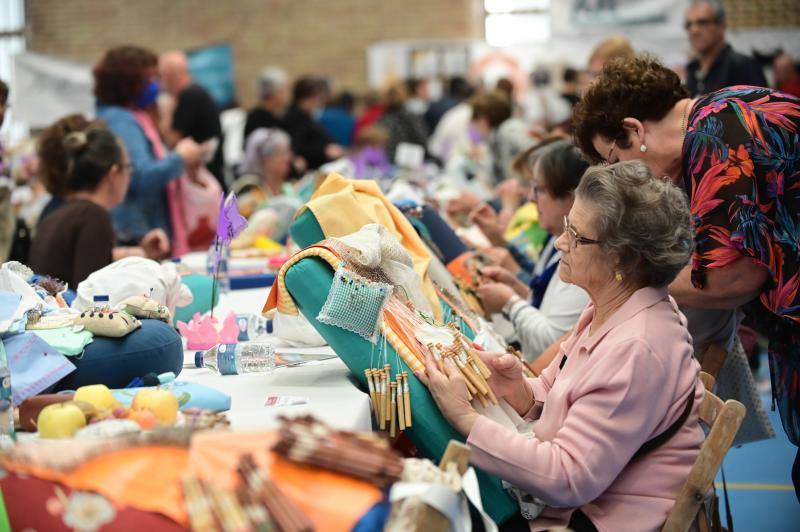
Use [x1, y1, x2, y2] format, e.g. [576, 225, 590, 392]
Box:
[575, 161, 694, 287]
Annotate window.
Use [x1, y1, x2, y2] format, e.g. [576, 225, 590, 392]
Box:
[0, 0, 26, 143]
[484, 0, 551, 47]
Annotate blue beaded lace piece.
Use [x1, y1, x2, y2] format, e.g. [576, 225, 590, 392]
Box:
[317, 267, 393, 344]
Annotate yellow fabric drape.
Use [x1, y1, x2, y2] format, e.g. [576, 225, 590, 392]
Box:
[305, 173, 442, 322]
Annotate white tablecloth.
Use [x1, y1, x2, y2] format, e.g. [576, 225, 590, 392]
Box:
[179, 288, 372, 432]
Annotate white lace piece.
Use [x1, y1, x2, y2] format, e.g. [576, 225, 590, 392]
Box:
[329, 224, 434, 316]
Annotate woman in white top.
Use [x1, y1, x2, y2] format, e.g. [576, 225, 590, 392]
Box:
[477, 139, 590, 362]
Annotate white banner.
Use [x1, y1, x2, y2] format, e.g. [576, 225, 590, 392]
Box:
[12, 52, 93, 129]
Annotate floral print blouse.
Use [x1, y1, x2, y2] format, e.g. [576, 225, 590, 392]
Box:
[682, 85, 800, 443]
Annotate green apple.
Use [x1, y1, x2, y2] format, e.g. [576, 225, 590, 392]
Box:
[74, 384, 119, 411]
[131, 389, 178, 424]
[37, 403, 87, 439]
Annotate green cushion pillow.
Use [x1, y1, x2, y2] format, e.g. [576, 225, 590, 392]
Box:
[284, 257, 517, 524]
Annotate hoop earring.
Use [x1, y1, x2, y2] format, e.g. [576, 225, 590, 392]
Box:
[639, 144, 648, 153]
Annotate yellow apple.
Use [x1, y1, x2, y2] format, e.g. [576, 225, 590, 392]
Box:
[37, 403, 87, 439]
[74, 384, 119, 411]
[131, 389, 178, 424]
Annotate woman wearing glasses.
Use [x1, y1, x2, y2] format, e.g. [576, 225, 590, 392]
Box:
[476, 139, 589, 363]
[573, 55, 800, 497]
[421, 161, 703, 531]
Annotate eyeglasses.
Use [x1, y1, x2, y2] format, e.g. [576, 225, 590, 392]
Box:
[684, 17, 718, 30]
[529, 182, 545, 200]
[563, 215, 601, 249]
[601, 138, 617, 166]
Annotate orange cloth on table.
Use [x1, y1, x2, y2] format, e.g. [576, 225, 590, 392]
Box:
[3, 432, 382, 531]
[3, 446, 190, 524]
[303, 172, 442, 322]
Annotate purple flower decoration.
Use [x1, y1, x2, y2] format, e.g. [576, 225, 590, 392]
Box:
[216, 192, 248, 245]
[350, 146, 391, 179]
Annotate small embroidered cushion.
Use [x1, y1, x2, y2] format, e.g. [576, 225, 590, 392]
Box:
[76, 308, 141, 338]
[120, 295, 172, 323]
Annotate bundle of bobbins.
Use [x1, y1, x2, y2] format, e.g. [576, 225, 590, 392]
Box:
[182, 454, 314, 532]
[272, 415, 404, 487]
[238, 454, 315, 532]
[427, 323, 497, 408]
[364, 366, 412, 437]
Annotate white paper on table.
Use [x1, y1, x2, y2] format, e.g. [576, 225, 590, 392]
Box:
[264, 395, 309, 407]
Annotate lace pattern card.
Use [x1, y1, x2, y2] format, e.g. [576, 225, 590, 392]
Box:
[317, 267, 393, 344]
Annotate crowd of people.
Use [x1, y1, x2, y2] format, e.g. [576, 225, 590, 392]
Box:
[0, 0, 799, 528]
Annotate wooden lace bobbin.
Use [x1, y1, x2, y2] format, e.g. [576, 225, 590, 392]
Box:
[207, 482, 250, 531]
[449, 324, 492, 380]
[444, 348, 476, 401]
[383, 369, 391, 424]
[507, 345, 536, 378]
[455, 352, 489, 396]
[236, 486, 270, 530]
[448, 347, 488, 407]
[379, 372, 387, 430]
[365, 369, 379, 422]
[389, 382, 398, 438]
[182, 476, 217, 532]
[427, 343, 445, 372]
[461, 351, 497, 406]
[396, 375, 406, 431]
[239, 455, 314, 532]
[402, 371, 412, 427]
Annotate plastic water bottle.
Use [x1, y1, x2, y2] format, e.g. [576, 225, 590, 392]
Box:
[0, 344, 16, 448]
[93, 294, 110, 310]
[195, 343, 275, 375]
[235, 314, 271, 341]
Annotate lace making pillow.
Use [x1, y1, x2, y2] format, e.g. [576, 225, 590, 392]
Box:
[76, 309, 141, 338]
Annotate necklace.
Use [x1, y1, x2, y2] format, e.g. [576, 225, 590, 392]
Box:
[680, 98, 693, 141]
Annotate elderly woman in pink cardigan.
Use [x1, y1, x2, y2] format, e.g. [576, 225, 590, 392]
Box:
[422, 161, 704, 532]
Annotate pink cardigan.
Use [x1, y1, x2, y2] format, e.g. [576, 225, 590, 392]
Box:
[467, 286, 704, 532]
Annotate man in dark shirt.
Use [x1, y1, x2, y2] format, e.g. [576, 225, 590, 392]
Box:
[243, 67, 291, 145]
[159, 51, 225, 188]
[684, 0, 766, 96]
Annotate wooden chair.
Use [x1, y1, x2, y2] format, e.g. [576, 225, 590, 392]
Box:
[661, 372, 746, 532]
[406, 441, 472, 531]
[696, 343, 728, 383]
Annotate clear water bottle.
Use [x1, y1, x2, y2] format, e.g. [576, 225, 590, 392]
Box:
[235, 314, 271, 341]
[206, 244, 230, 295]
[195, 343, 275, 375]
[0, 344, 16, 448]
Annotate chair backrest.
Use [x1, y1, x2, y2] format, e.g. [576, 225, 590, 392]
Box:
[661, 372, 746, 532]
[696, 344, 728, 383]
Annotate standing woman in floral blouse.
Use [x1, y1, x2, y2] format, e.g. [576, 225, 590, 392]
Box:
[573, 55, 800, 500]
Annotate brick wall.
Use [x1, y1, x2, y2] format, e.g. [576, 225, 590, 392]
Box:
[25, 0, 483, 106]
[724, 0, 800, 29]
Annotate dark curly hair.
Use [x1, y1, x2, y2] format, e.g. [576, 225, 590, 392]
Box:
[93, 45, 157, 106]
[37, 114, 94, 197]
[573, 55, 688, 163]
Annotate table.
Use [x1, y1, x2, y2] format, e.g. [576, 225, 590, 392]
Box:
[179, 288, 372, 432]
